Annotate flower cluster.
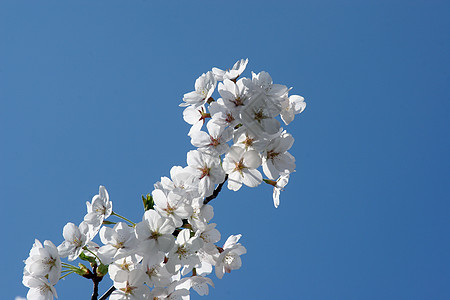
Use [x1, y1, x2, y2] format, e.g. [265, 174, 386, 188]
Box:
[22, 59, 306, 300]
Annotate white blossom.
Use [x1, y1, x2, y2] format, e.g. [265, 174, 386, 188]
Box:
[223, 146, 262, 191]
[180, 71, 216, 107]
[25, 240, 61, 286]
[57, 221, 92, 261]
[212, 58, 248, 81]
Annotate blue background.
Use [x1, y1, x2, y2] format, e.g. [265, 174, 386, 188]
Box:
[1, 1, 449, 299]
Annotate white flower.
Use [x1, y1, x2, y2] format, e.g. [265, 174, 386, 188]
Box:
[176, 276, 214, 296]
[190, 121, 232, 156]
[215, 234, 247, 279]
[281, 94, 306, 125]
[135, 209, 176, 253]
[110, 269, 150, 300]
[149, 285, 190, 300]
[251, 71, 288, 105]
[84, 185, 112, 230]
[209, 98, 240, 128]
[156, 166, 200, 202]
[25, 239, 61, 285]
[264, 173, 290, 208]
[186, 149, 226, 197]
[240, 92, 281, 137]
[218, 78, 253, 112]
[187, 197, 214, 232]
[273, 173, 289, 208]
[262, 131, 296, 179]
[23, 275, 58, 300]
[153, 189, 192, 227]
[166, 229, 203, 275]
[223, 146, 262, 191]
[97, 222, 139, 264]
[180, 71, 216, 107]
[212, 58, 248, 81]
[108, 255, 142, 282]
[57, 221, 92, 261]
[182, 105, 209, 136]
[142, 253, 172, 288]
[233, 127, 269, 152]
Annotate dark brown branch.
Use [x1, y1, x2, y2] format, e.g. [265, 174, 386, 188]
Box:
[204, 174, 228, 205]
[99, 286, 116, 300]
[88, 264, 103, 300]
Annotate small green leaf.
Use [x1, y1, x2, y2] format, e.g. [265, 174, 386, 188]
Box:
[142, 194, 154, 211]
[97, 264, 109, 277]
[79, 252, 96, 263]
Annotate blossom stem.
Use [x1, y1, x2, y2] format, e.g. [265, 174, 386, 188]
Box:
[83, 247, 103, 265]
[111, 211, 136, 226]
[59, 271, 74, 280]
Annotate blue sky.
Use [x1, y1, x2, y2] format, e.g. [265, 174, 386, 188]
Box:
[1, 1, 449, 299]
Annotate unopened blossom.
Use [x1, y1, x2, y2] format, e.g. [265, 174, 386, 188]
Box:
[25, 239, 61, 285]
[215, 234, 247, 279]
[281, 94, 306, 125]
[23, 275, 58, 300]
[57, 221, 92, 261]
[186, 149, 226, 197]
[135, 209, 176, 253]
[84, 185, 112, 230]
[262, 131, 296, 179]
[223, 146, 262, 191]
[190, 121, 232, 155]
[180, 71, 216, 107]
[212, 58, 248, 81]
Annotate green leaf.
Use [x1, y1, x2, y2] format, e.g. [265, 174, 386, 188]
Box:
[79, 252, 96, 263]
[142, 194, 154, 211]
[97, 264, 109, 277]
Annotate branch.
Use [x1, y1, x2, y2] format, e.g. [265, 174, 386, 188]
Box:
[95, 175, 228, 299]
[204, 174, 228, 205]
[99, 286, 116, 300]
[91, 265, 103, 300]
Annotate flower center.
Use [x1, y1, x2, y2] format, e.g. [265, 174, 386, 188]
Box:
[199, 166, 211, 179]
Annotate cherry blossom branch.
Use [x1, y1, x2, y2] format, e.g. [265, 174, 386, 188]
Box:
[204, 174, 228, 205]
[99, 286, 116, 300]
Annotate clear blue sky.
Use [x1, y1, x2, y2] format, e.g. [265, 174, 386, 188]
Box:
[1, 1, 449, 299]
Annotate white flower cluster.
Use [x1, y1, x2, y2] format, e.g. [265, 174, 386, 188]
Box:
[22, 59, 305, 300]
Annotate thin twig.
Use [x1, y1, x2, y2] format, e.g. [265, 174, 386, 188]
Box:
[204, 174, 228, 205]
